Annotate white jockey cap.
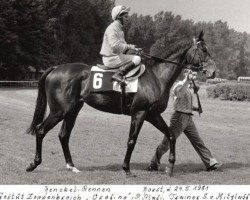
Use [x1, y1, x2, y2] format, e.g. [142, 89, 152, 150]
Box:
[111, 5, 130, 20]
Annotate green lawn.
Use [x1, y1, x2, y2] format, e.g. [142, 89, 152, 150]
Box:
[0, 86, 249, 184]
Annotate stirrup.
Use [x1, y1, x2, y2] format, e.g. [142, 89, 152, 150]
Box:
[120, 80, 127, 87]
[120, 77, 127, 86]
[112, 75, 127, 86]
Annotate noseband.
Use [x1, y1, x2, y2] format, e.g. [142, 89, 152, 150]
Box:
[185, 41, 209, 73]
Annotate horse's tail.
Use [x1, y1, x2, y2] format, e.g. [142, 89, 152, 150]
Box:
[26, 67, 56, 135]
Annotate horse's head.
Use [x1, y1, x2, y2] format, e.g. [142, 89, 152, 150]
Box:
[185, 31, 216, 79]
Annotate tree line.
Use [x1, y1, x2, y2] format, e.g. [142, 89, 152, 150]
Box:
[0, 0, 249, 80]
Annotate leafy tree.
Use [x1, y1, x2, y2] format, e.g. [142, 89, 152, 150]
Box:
[0, 0, 114, 80]
[129, 11, 250, 81]
[1, 0, 250, 81]
[126, 14, 155, 53]
[44, 0, 113, 64]
[235, 45, 248, 77]
[0, 0, 54, 80]
[150, 11, 194, 59]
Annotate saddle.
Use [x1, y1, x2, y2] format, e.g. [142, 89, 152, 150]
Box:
[96, 63, 145, 81]
[90, 63, 145, 93]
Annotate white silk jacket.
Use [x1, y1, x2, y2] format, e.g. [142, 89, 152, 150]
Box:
[100, 20, 131, 57]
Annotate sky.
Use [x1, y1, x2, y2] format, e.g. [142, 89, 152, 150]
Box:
[115, 0, 250, 33]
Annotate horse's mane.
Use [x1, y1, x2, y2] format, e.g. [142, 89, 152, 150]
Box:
[144, 38, 193, 67]
[165, 38, 192, 61]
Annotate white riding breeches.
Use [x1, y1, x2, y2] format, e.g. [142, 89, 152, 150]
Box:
[102, 54, 141, 69]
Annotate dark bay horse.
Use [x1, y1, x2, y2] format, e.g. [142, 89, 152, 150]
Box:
[26, 31, 216, 176]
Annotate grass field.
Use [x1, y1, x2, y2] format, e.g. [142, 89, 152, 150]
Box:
[0, 86, 249, 184]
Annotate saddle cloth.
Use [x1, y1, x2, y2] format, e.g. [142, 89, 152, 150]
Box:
[90, 64, 145, 93]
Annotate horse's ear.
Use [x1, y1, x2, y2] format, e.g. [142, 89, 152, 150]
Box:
[193, 37, 197, 44]
[198, 31, 204, 41]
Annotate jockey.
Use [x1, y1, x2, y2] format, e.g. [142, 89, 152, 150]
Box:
[100, 5, 141, 83]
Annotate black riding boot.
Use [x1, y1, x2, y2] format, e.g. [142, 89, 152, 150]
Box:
[112, 61, 136, 83]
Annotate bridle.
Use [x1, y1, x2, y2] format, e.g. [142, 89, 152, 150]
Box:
[140, 40, 210, 73]
[185, 41, 211, 73]
[139, 40, 211, 116]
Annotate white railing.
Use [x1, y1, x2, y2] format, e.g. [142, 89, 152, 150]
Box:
[237, 76, 250, 82]
[206, 78, 228, 84]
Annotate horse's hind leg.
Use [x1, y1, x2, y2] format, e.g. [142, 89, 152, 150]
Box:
[59, 102, 83, 173]
[26, 112, 63, 172]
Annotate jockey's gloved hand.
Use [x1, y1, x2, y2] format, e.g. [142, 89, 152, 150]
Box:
[128, 44, 136, 50]
[135, 48, 143, 55]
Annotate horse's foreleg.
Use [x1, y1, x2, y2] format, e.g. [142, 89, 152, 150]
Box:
[26, 112, 63, 172]
[146, 115, 176, 177]
[123, 110, 147, 176]
[59, 103, 83, 173]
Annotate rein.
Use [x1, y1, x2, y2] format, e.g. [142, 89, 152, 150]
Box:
[192, 79, 203, 116]
[141, 52, 184, 66]
[140, 49, 203, 72]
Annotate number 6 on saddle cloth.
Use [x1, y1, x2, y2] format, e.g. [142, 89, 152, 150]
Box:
[90, 64, 145, 93]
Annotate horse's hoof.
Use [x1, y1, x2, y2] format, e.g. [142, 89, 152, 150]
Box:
[26, 163, 35, 172]
[72, 167, 81, 173]
[126, 173, 137, 178]
[67, 164, 81, 173]
[125, 171, 137, 178]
